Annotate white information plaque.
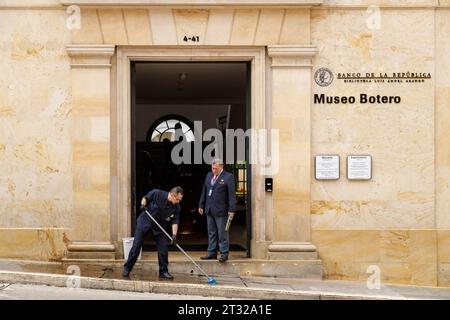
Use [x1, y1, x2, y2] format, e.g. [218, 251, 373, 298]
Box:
[347, 155, 372, 180]
[315, 155, 340, 180]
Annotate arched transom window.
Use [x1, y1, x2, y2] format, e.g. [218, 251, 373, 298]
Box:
[150, 118, 195, 142]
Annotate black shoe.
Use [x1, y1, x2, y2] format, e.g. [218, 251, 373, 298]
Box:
[200, 254, 217, 260]
[159, 271, 174, 280]
[122, 269, 130, 278]
[219, 254, 228, 263]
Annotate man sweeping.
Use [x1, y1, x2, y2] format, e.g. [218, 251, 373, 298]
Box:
[123, 186, 183, 280]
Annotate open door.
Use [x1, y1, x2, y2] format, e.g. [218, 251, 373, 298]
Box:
[131, 62, 251, 256]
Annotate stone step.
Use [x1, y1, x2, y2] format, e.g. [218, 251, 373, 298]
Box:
[61, 256, 323, 280]
[66, 251, 116, 259]
[66, 241, 116, 259]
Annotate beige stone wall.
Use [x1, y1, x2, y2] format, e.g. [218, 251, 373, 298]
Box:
[0, 7, 72, 260]
[1, 0, 450, 287]
[70, 64, 112, 242]
[311, 9, 435, 228]
[436, 7, 450, 287]
[310, 5, 450, 286]
[321, 0, 439, 6]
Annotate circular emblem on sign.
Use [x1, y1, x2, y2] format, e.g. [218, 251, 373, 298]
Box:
[314, 68, 334, 87]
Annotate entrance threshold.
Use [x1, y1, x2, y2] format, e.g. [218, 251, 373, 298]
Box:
[141, 251, 248, 261]
[61, 255, 323, 280]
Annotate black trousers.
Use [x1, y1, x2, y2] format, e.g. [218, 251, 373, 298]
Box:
[124, 213, 169, 274]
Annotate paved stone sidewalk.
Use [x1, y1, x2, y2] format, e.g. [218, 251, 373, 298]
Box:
[1, 269, 450, 300]
[1, 258, 450, 300]
[0, 283, 232, 300]
[220, 276, 450, 300]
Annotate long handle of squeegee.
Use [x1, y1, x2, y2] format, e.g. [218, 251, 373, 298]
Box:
[143, 208, 211, 279]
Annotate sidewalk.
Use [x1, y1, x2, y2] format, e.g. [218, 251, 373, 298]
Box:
[1, 266, 450, 300]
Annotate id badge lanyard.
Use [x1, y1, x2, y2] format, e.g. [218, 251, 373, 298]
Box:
[208, 173, 220, 197]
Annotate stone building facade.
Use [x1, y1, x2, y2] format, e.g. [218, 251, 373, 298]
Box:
[0, 0, 449, 287]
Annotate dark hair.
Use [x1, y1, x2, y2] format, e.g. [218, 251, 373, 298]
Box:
[170, 186, 184, 195]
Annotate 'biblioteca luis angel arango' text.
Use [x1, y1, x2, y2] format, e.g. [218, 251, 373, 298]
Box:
[314, 93, 401, 104]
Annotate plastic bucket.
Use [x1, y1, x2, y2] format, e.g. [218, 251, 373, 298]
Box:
[122, 237, 142, 260]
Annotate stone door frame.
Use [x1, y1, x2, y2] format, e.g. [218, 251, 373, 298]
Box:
[113, 46, 269, 257]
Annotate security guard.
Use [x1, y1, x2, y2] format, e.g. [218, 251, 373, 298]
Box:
[123, 186, 183, 280]
[198, 158, 236, 262]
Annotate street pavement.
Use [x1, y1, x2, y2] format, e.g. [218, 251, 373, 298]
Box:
[0, 283, 233, 300]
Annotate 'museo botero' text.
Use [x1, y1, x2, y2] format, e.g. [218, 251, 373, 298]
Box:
[314, 93, 401, 104]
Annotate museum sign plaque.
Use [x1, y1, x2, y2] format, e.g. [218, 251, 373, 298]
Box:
[315, 155, 340, 180]
[347, 155, 372, 180]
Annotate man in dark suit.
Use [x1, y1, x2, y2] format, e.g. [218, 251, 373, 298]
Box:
[198, 158, 236, 262]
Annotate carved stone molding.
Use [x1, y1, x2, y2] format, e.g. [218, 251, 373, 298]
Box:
[66, 44, 116, 68]
[61, 0, 323, 8]
[267, 45, 317, 68]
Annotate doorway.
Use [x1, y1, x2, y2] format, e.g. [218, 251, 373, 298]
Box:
[130, 62, 251, 256]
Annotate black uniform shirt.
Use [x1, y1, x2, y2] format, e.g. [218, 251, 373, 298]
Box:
[144, 189, 181, 228]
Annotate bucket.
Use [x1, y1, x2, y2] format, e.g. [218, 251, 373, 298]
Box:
[122, 237, 142, 260]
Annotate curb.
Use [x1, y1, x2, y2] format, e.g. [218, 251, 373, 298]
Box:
[0, 271, 401, 300]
